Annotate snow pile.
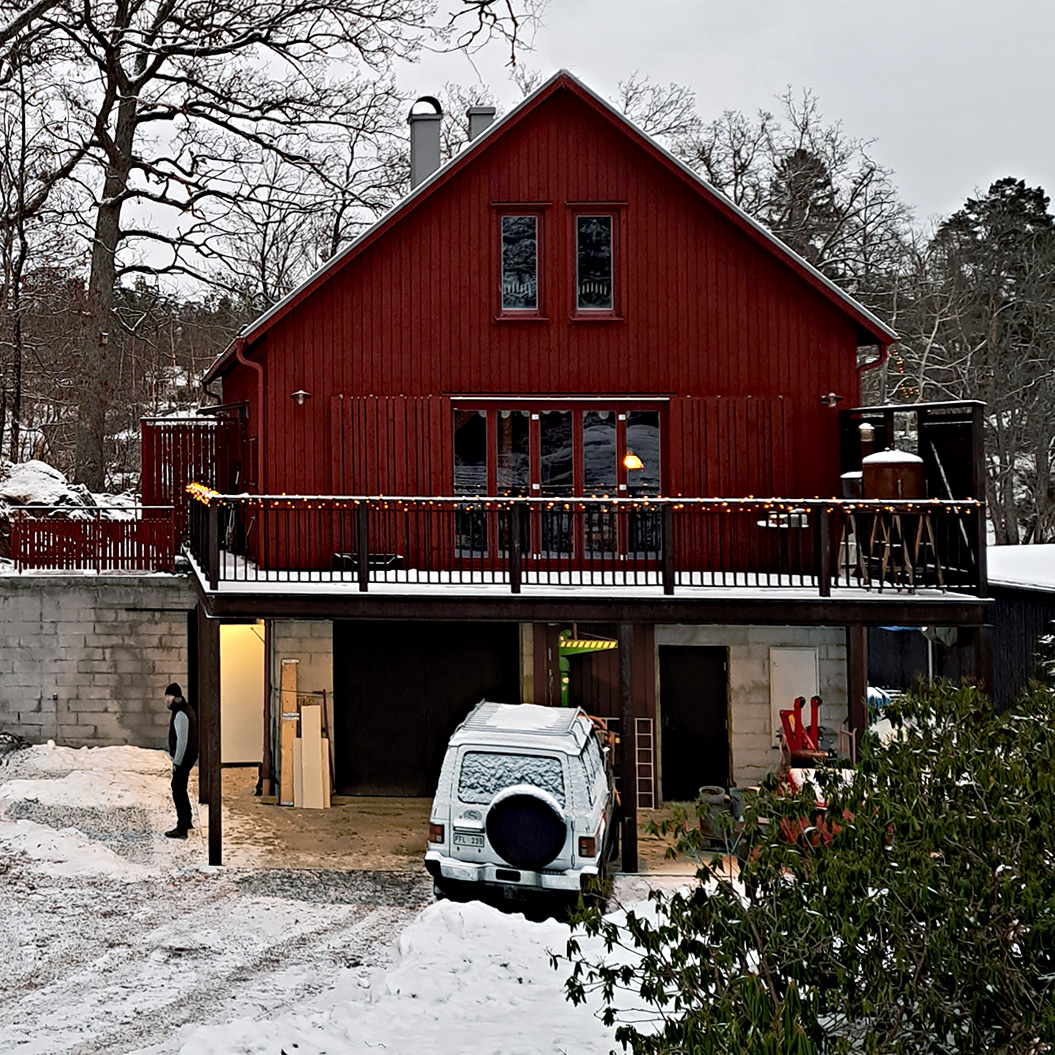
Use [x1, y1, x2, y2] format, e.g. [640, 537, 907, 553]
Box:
[169, 899, 618, 1055]
[0, 768, 172, 811]
[14, 740, 173, 776]
[0, 740, 192, 878]
[0, 458, 137, 560]
[0, 459, 87, 506]
[0, 817, 156, 879]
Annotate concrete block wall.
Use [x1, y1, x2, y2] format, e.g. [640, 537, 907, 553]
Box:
[0, 574, 196, 749]
[271, 620, 334, 734]
[654, 624, 847, 786]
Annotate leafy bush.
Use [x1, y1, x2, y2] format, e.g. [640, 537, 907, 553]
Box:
[558, 683, 1055, 1054]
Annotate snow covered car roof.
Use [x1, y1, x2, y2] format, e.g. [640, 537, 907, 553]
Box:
[450, 702, 592, 752]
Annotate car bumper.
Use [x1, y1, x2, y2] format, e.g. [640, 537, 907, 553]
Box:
[424, 850, 600, 892]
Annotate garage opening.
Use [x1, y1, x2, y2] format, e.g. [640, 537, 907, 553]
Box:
[220, 622, 265, 765]
[659, 646, 729, 801]
[332, 620, 521, 796]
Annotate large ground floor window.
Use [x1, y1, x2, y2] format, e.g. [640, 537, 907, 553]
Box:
[453, 400, 664, 557]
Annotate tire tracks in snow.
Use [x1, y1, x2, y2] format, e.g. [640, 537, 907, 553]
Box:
[0, 861, 421, 1055]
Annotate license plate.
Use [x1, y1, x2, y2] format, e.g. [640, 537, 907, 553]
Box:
[454, 832, 484, 848]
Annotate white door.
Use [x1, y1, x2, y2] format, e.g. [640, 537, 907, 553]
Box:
[220, 623, 265, 764]
[769, 647, 819, 745]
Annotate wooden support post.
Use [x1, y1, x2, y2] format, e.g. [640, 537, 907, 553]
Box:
[188, 609, 206, 806]
[196, 606, 222, 866]
[261, 620, 273, 797]
[279, 659, 299, 806]
[846, 625, 868, 751]
[619, 622, 638, 873]
[971, 624, 993, 697]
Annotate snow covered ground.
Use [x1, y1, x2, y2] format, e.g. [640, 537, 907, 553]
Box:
[0, 741, 666, 1054]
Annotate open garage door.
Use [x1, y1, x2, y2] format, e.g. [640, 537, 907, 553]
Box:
[333, 621, 520, 796]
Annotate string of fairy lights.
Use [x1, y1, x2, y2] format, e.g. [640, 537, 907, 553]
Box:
[184, 482, 977, 517]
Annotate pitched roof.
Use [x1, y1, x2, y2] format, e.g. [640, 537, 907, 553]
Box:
[204, 70, 897, 384]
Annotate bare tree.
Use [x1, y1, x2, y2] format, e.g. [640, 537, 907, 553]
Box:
[615, 72, 700, 143]
[0, 0, 541, 490]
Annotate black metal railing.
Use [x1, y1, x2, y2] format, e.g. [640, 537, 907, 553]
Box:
[185, 492, 986, 597]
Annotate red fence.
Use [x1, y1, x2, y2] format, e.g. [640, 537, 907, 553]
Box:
[141, 416, 242, 541]
[11, 509, 176, 573]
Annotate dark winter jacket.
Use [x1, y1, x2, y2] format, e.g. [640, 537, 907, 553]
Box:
[168, 696, 199, 769]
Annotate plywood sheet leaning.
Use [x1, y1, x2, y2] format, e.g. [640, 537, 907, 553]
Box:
[279, 659, 299, 806]
[320, 736, 332, 808]
[293, 737, 304, 808]
[300, 702, 325, 809]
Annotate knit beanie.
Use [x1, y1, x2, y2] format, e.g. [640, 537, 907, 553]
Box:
[165, 682, 182, 698]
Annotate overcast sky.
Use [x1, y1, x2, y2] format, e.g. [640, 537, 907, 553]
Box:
[398, 0, 1055, 226]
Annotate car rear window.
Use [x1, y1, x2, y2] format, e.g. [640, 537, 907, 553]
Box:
[457, 751, 566, 808]
[579, 738, 604, 807]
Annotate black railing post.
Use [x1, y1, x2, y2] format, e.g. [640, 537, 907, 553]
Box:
[662, 504, 675, 594]
[817, 506, 831, 597]
[207, 502, 219, 589]
[509, 503, 523, 594]
[357, 501, 369, 592]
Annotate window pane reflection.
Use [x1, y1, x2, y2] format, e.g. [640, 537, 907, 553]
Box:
[454, 410, 487, 556]
[540, 411, 573, 495]
[576, 216, 613, 310]
[540, 410, 573, 555]
[626, 411, 661, 496]
[496, 410, 530, 496]
[582, 410, 616, 495]
[454, 410, 487, 494]
[501, 216, 538, 310]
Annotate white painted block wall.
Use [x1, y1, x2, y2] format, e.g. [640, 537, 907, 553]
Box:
[654, 624, 847, 786]
[269, 619, 335, 743]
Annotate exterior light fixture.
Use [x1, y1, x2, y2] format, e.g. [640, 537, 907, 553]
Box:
[290, 389, 311, 405]
[623, 451, 644, 471]
[820, 391, 845, 407]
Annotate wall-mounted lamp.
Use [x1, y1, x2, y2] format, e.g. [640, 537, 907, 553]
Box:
[623, 451, 644, 471]
[820, 391, 845, 407]
[290, 389, 311, 406]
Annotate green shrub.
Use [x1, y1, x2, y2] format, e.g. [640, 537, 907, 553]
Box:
[558, 683, 1055, 1054]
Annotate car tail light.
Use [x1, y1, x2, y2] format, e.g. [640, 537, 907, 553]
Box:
[429, 822, 445, 844]
[578, 835, 596, 857]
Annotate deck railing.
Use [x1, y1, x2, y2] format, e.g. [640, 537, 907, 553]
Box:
[10, 507, 176, 573]
[185, 492, 986, 597]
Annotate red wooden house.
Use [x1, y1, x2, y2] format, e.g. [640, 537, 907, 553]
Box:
[170, 72, 989, 866]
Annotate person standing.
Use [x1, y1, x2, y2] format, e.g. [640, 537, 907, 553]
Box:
[164, 683, 198, 839]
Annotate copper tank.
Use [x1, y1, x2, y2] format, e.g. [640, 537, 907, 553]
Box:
[861, 449, 925, 500]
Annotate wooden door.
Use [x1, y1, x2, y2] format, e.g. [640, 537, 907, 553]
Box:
[659, 646, 729, 801]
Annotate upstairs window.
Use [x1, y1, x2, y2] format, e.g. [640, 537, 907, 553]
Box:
[576, 215, 613, 310]
[501, 215, 538, 311]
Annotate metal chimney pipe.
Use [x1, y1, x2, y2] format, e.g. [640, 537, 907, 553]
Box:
[409, 96, 443, 189]
[467, 106, 497, 141]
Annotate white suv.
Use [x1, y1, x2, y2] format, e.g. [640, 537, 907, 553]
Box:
[424, 702, 618, 901]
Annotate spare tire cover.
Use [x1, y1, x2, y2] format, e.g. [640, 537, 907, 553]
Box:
[486, 784, 567, 870]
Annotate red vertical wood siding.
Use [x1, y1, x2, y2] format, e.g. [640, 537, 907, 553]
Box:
[223, 86, 864, 502]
